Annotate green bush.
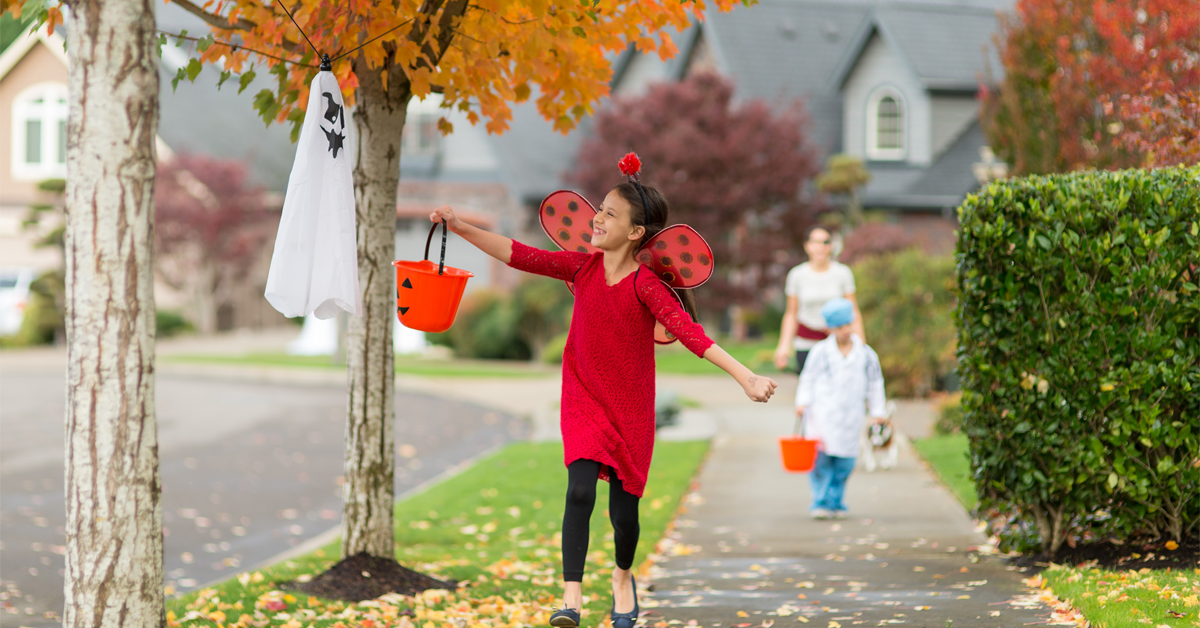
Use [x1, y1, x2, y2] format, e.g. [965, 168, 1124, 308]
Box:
[852, 249, 958, 397]
[438, 277, 574, 361]
[156, 310, 194, 337]
[955, 166, 1199, 556]
[0, 271, 63, 347]
[541, 331, 569, 364]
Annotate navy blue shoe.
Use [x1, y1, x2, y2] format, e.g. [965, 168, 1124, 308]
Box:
[549, 607, 580, 628]
[610, 575, 640, 628]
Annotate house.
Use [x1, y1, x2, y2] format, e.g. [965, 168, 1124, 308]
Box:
[0, 11, 299, 332]
[466, 0, 1013, 256]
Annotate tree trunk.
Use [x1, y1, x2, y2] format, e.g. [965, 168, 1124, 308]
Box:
[1030, 503, 1066, 556]
[341, 58, 412, 558]
[62, 0, 163, 626]
[192, 261, 218, 334]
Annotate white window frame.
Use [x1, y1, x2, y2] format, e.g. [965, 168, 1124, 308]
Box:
[865, 86, 907, 161]
[10, 82, 69, 180]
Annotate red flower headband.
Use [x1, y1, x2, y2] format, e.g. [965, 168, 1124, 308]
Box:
[618, 152, 642, 180]
[618, 151, 651, 218]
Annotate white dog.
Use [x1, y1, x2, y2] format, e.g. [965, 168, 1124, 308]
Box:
[862, 401, 898, 472]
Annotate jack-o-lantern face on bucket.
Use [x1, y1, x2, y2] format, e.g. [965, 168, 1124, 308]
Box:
[393, 261, 474, 333]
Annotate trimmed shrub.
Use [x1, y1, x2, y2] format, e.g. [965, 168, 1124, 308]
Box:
[0, 271, 63, 347]
[956, 166, 1199, 555]
[156, 310, 195, 338]
[852, 250, 958, 397]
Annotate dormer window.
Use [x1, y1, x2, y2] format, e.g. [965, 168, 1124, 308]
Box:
[11, 83, 69, 180]
[866, 87, 906, 161]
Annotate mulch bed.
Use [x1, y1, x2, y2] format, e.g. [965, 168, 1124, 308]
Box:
[1009, 536, 1200, 573]
[281, 553, 458, 602]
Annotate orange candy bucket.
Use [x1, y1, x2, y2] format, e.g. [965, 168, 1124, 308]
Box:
[779, 436, 819, 472]
[779, 412, 819, 473]
[393, 221, 474, 333]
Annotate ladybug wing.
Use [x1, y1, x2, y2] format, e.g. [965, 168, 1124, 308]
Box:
[539, 190, 600, 255]
[635, 225, 714, 289]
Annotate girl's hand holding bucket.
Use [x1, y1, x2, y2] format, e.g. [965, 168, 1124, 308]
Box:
[429, 205, 461, 232]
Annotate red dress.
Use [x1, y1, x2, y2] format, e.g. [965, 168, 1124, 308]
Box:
[508, 241, 714, 497]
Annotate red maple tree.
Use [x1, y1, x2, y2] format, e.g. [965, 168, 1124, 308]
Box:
[568, 72, 823, 322]
[982, 0, 1198, 174]
[154, 153, 272, 334]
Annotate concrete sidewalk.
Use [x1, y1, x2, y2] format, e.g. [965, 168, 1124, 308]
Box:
[635, 376, 1048, 628]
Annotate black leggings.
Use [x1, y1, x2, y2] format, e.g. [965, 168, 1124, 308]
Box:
[562, 459, 640, 582]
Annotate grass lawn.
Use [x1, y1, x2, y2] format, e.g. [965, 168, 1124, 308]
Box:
[163, 353, 552, 378]
[655, 336, 784, 375]
[166, 440, 710, 628]
[1035, 565, 1199, 628]
[911, 432, 978, 512]
[912, 434, 1199, 628]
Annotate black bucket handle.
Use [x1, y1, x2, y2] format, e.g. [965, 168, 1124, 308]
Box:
[424, 220, 449, 275]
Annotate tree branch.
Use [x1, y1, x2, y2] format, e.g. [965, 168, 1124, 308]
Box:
[169, 0, 259, 32]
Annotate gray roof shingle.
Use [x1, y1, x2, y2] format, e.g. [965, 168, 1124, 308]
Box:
[873, 4, 1004, 89]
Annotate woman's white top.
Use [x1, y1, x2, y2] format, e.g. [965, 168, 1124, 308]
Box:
[784, 262, 856, 350]
[794, 334, 887, 458]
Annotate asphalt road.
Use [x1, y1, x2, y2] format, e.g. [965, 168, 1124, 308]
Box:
[0, 365, 525, 628]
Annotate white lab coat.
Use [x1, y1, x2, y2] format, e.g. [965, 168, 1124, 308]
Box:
[794, 334, 887, 458]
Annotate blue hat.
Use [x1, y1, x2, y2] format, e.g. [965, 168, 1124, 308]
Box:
[821, 297, 855, 328]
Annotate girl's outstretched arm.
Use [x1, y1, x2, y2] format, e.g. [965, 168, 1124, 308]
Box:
[703, 344, 778, 403]
[431, 205, 512, 264]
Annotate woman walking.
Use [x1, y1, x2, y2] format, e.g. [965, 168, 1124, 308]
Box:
[430, 154, 776, 628]
[773, 227, 865, 373]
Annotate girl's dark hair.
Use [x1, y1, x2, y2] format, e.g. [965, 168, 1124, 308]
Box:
[612, 181, 699, 322]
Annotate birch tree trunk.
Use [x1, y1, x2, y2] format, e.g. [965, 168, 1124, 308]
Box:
[341, 58, 412, 558]
[61, 0, 163, 626]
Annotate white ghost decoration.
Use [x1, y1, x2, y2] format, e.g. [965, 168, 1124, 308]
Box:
[265, 70, 361, 319]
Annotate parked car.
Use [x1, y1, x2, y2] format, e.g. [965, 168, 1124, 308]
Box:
[0, 268, 36, 336]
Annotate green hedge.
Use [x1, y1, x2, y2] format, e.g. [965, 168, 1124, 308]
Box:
[955, 166, 1200, 556]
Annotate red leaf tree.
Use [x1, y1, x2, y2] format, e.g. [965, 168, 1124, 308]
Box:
[982, 0, 1199, 174]
[154, 153, 272, 334]
[568, 73, 823, 323]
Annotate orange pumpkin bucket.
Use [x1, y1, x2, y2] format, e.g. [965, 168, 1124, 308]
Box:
[393, 221, 474, 333]
[779, 413, 819, 473]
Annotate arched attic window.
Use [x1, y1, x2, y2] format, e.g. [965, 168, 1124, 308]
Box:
[865, 87, 907, 161]
[11, 83, 69, 180]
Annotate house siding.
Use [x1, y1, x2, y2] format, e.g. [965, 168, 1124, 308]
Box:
[843, 33, 931, 166]
[930, 95, 979, 159]
[1, 42, 69, 208]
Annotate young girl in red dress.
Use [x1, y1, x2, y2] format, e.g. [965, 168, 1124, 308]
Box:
[429, 160, 777, 628]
